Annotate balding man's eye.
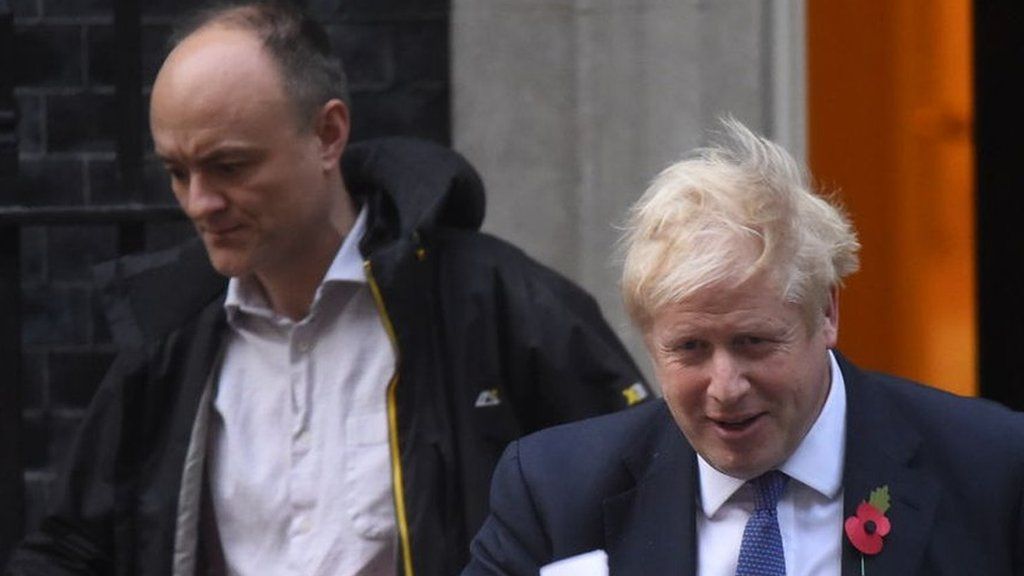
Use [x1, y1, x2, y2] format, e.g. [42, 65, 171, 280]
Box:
[165, 166, 188, 183]
[214, 161, 249, 177]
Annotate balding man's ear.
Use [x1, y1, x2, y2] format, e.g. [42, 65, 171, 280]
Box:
[316, 99, 350, 169]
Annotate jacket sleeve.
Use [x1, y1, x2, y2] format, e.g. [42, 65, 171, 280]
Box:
[4, 354, 135, 575]
[462, 441, 548, 576]
[501, 260, 651, 432]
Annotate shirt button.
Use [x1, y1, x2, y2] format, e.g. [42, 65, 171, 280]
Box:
[295, 515, 311, 534]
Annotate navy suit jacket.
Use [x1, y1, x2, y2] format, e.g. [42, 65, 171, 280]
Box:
[463, 354, 1024, 575]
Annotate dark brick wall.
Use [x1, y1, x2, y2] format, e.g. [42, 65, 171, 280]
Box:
[7, 0, 450, 536]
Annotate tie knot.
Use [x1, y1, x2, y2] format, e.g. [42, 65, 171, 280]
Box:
[751, 471, 788, 511]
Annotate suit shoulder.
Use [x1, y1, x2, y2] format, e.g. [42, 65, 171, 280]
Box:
[863, 370, 1024, 464]
[873, 371, 1024, 427]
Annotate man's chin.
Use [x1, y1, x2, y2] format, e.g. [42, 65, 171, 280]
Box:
[700, 447, 783, 480]
[203, 247, 253, 279]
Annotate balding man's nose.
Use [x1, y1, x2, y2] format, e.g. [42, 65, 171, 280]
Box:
[180, 173, 227, 220]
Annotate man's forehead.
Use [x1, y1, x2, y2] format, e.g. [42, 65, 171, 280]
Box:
[652, 283, 799, 334]
[154, 25, 281, 103]
[150, 24, 293, 131]
[656, 306, 791, 335]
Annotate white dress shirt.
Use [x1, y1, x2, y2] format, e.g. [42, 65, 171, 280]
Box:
[696, 351, 846, 576]
[208, 207, 398, 576]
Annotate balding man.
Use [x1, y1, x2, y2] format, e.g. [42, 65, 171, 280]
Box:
[5, 2, 648, 575]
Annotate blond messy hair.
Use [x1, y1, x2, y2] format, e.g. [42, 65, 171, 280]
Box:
[621, 118, 860, 330]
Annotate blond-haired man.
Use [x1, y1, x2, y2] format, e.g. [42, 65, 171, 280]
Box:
[464, 119, 1024, 576]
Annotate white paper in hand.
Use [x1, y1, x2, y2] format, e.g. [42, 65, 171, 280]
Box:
[539, 549, 609, 576]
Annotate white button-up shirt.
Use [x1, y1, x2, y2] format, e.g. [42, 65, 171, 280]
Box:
[208, 208, 398, 576]
[696, 351, 846, 576]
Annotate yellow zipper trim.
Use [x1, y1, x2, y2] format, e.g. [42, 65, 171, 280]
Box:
[364, 260, 415, 576]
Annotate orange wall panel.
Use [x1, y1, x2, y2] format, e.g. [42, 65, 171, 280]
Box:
[808, 0, 976, 396]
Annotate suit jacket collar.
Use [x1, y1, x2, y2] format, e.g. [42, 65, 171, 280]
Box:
[603, 402, 698, 576]
[838, 353, 940, 575]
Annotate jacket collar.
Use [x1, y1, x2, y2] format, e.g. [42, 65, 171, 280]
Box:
[342, 137, 486, 256]
[603, 403, 698, 576]
[838, 353, 940, 575]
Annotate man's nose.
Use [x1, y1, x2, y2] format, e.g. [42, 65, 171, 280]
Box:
[182, 174, 226, 218]
[706, 350, 749, 405]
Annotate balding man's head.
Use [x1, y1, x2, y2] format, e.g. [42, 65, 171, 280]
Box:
[166, 1, 348, 130]
[149, 8, 352, 291]
[152, 25, 291, 137]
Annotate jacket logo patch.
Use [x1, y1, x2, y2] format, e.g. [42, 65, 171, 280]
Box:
[475, 388, 501, 408]
[621, 382, 649, 406]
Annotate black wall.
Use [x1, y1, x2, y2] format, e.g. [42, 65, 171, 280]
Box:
[1, 0, 450, 561]
[975, 1, 1024, 410]
[1, 1, 23, 564]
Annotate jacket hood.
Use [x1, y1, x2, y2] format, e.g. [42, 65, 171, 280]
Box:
[94, 137, 487, 347]
[342, 137, 486, 254]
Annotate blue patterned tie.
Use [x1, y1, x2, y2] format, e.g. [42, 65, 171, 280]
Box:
[735, 471, 788, 576]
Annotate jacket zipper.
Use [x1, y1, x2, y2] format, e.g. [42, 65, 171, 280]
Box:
[364, 260, 415, 576]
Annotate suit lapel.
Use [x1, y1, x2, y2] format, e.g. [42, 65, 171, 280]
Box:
[840, 355, 940, 576]
[604, 406, 698, 576]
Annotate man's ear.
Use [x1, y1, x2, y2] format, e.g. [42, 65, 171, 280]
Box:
[315, 99, 350, 170]
[822, 285, 839, 347]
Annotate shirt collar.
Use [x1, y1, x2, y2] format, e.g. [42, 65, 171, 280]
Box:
[697, 350, 847, 517]
[322, 205, 369, 284]
[224, 205, 369, 322]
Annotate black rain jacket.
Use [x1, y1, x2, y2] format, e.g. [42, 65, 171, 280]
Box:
[6, 137, 649, 576]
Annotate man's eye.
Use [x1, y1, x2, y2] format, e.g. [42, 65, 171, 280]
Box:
[734, 336, 772, 351]
[215, 162, 245, 176]
[166, 167, 188, 183]
[674, 340, 706, 352]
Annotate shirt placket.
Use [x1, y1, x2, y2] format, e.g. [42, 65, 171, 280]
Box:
[287, 322, 317, 574]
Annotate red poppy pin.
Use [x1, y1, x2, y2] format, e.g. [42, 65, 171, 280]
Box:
[844, 485, 891, 574]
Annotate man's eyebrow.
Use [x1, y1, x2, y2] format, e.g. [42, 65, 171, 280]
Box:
[200, 146, 261, 161]
[156, 152, 180, 165]
[156, 145, 261, 165]
[734, 320, 787, 334]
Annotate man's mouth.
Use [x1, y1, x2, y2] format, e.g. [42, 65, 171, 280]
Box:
[203, 224, 243, 237]
[711, 413, 765, 432]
